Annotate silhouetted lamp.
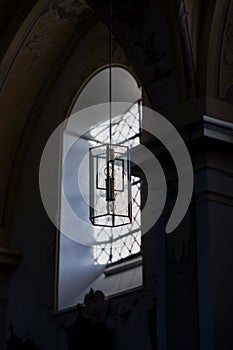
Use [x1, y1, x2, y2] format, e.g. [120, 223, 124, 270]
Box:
[89, 144, 131, 227]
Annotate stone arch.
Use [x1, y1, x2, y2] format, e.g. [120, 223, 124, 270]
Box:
[0, 0, 194, 249]
[0, 0, 186, 245]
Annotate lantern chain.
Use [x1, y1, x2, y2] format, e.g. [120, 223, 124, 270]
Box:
[109, 0, 112, 146]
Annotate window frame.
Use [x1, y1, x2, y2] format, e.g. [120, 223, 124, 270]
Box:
[56, 67, 144, 311]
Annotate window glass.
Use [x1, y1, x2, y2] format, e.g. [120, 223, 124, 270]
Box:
[58, 67, 143, 310]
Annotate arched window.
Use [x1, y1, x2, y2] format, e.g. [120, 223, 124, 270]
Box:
[88, 99, 142, 265]
[58, 67, 143, 310]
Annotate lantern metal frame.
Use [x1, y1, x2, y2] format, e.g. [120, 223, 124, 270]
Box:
[89, 143, 132, 227]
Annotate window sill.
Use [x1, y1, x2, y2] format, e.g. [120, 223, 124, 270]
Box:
[104, 255, 142, 277]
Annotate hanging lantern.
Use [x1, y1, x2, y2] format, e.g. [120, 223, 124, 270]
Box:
[89, 0, 132, 227]
[89, 143, 132, 227]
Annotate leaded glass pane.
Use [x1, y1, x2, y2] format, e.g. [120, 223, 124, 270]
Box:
[89, 100, 142, 264]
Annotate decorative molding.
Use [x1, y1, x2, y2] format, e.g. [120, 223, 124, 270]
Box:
[203, 114, 233, 130]
[176, 0, 196, 97]
[203, 115, 233, 143]
[109, 290, 153, 324]
[5, 324, 39, 349]
[54, 290, 156, 350]
[54, 0, 94, 20]
[103, 0, 177, 106]
[195, 190, 233, 206]
[167, 224, 192, 265]
[219, 0, 233, 101]
[135, 29, 173, 83]
[0, 248, 21, 268]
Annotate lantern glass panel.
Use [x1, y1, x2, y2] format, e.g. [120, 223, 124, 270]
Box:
[89, 144, 131, 227]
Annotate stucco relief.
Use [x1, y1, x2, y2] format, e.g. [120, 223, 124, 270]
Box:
[219, 1, 233, 102]
[176, 0, 196, 96]
[55, 0, 94, 19]
[223, 22, 233, 68]
[0, 0, 93, 230]
[101, 0, 181, 107]
[21, 0, 93, 72]
[167, 232, 191, 265]
[24, 10, 76, 72]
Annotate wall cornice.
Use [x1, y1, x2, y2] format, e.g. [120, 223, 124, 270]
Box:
[0, 247, 21, 268]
